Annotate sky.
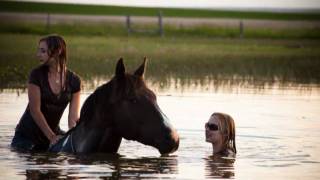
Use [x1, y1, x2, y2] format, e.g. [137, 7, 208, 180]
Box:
[18, 0, 320, 11]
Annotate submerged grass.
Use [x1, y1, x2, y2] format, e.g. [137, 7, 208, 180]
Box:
[1, 33, 320, 89]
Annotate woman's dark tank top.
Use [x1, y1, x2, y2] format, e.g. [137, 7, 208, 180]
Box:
[15, 65, 81, 146]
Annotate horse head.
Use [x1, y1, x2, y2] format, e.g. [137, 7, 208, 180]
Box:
[110, 58, 179, 155]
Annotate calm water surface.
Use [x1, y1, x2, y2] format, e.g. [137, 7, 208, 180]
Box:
[0, 83, 320, 179]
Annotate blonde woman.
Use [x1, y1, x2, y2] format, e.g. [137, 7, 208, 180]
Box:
[205, 112, 237, 156]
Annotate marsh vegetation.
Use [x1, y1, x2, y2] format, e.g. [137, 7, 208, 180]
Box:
[0, 1, 319, 90]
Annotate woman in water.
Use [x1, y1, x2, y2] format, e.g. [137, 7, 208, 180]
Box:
[11, 35, 81, 151]
[205, 112, 237, 156]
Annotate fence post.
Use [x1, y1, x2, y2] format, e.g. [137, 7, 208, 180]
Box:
[126, 15, 131, 35]
[46, 13, 50, 32]
[239, 20, 244, 38]
[158, 11, 163, 37]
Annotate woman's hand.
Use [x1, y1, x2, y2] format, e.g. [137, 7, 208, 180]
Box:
[49, 134, 59, 146]
[29, 83, 60, 146]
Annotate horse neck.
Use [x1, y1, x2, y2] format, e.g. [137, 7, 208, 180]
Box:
[71, 80, 122, 153]
[79, 80, 115, 125]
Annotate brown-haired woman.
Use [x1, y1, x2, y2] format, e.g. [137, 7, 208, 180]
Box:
[11, 35, 81, 151]
[205, 112, 237, 156]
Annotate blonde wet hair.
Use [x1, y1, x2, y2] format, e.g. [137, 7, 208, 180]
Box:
[211, 112, 237, 154]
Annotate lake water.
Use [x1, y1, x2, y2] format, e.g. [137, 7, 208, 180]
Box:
[0, 83, 320, 179]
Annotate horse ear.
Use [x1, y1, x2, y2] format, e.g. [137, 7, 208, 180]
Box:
[134, 57, 147, 78]
[116, 57, 125, 77]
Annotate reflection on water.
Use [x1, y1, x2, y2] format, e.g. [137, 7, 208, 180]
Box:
[204, 156, 235, 179]
[81, 76, 320, 95]
[2, 77, 320, 101]
[13, 152, 178, 179]
[1, 82, 320, 179]
[12, 152, 235, 179]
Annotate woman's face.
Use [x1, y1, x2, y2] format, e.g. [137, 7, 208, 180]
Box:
[37, 41, 54, 65]
[205, 115, 225, 153]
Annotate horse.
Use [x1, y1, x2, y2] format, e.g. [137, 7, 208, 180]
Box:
[49, 58, 179, 155]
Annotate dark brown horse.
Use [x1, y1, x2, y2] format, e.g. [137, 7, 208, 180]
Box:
[49, 58, 179, 155]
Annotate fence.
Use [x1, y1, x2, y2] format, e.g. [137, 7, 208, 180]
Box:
[44, 12, 244, 38]
[126, 11, 164, 37]
[2, 12, 317, 38]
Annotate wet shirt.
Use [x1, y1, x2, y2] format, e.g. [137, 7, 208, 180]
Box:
[15, 65, 81, 147]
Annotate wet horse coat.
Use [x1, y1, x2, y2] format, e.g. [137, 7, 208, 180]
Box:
[49, 58, 179, 154]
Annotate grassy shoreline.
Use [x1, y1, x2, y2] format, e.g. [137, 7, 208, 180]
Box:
[1, 33, 319, 89]
[1, 1, 319, 90]
[1, 1, 320, 20]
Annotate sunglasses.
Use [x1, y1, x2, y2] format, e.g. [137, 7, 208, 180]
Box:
[205, 123, 219, 131]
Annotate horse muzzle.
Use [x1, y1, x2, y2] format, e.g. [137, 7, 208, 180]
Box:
[156, 129, 180, 155]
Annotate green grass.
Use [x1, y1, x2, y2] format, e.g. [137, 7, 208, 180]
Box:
[1, 1, 320, 20]
[1, 33, 320, 90]
[1, 1, 320, 90]
[1, 22, 320, 39]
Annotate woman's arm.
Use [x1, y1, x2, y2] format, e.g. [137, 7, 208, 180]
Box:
[28, 83, 58, 144]
[68, 91, 81, 129]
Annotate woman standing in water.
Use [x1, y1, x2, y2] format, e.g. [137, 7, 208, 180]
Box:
[11, 35, 81, 151]
[205, 112, 237, 156]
